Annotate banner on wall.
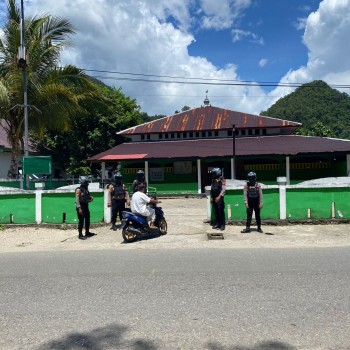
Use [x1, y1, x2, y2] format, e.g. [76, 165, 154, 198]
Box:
[150, 167, 164, 181]
[174, 161, 192, 174]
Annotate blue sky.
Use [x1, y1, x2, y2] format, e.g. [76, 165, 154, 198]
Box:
[188, 0, 320, 84]
[1, 0, 349, 116]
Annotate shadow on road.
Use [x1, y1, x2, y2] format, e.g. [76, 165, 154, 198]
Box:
[206, 340, 296, 349]
[35, 323, 157, 350]
[35, 323, 297, 350]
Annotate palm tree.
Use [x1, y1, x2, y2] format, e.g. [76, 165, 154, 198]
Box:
[0, 0, 97, 178]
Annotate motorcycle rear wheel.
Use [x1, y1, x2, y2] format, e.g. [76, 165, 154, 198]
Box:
[158, 218, 167, 235]
[122, 225, 138, 243]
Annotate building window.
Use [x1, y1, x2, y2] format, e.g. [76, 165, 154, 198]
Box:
[214, 131, 219, 136]
[196, 132, 199, 137]
[228, 130, 232, 136]
[177, 133, 181, 138]
[189, 132, 193, 138]
[147, 134, 150, 140]
[235, 129, 239, 136]
[171, 133, 175, 139]
[141, 135, 145, 140]
[159, 134, 163, 139]
[202, 131, 206, 137]
[165, 134, 169, 139]
[208, 131, 212, 137]
[183, 132, 187, 138]
[241, 130, 246, 136]
[255, 129, 260, 135]
[248, 129, 252, 135]
[262, 129, 267, 135]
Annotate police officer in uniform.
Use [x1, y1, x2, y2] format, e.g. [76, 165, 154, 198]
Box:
[241, 172, 263, 233]
[132, 170, 148, 194]
[108, 173, 130, 231]
[210, 167, 226, 231]
[75, 176, 95, 240]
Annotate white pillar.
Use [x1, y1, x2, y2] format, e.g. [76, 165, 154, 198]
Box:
[347, 154, 350, 176]
[197, 159, 202, 194]
[231, 158, 235, 179]
[145, 160, 149, 185]
[104, 188, 111, 224]
[101, 162, 106, 179]
[277, 177, 287, 220]
[206, 191, 212, 221]
[35, 190, 42, 224]
[286, 156, 290, 185]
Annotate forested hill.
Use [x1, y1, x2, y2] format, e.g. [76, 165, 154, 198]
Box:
[260, 80, 350, 139]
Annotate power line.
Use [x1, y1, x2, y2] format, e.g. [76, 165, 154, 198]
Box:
[83, 68, 350, 89]
[91, 75, 304, 87]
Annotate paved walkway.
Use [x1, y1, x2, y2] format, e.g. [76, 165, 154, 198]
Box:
[1, 198, 349, 253]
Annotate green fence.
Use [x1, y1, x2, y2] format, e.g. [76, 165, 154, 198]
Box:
[1, 185, 350, 225]
[286, 187, 350, 219]
[41, 191, 104, 224]
[0, 194, 36, 224]
[220, 188, 280, 221]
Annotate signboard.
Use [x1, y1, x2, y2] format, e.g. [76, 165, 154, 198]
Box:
[150, 167, 164, 181]
[22, 156, 52, 175]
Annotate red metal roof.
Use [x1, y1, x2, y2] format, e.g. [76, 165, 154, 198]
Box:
[118, 105, 301, 135]
[89, 135, 350, 161]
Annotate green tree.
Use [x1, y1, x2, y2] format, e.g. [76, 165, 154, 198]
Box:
[261, 80, 350, 139]
[31, 84, 143, 176]
[0, 0, 97, 178]
[294, 121, 335, 137]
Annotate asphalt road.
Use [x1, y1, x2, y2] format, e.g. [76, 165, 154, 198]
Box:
[0, 247, 349, 350]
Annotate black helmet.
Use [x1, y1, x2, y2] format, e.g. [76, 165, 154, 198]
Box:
[114, 173, 122, 180]
[247, 171, 257, 184]
[79, 176, 90, 187]
[136, 170, 145, 181]
[211, 167, 221, 179]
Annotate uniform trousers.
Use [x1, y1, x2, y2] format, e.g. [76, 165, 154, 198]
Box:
[246, 198, 261, 228]
[77, 204, 90, 234]
[111, 199, 126, 224]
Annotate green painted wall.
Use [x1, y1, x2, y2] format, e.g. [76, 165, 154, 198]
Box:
[286, 188, 350, 219]
[41, 192, 104, 224]
[223, 188, 280, 221]
[0, 194, 36, 224]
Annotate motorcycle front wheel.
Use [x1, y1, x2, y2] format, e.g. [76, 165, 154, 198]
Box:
[122, 224, 138, 243]
[158, 218, 167, 235]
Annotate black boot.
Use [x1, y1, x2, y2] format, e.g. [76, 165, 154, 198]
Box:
[85, 232, 96, 237]
[78, 233, 86, 240]
[241, 227, 251, 233]
[257, 227, 263, 233]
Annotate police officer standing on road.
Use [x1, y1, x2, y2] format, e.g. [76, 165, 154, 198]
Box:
[210, 168, 226, 231]
[241, 172, 263, 233]
[108, 173, 130, 231]
[132, 170, 148, 194]
[75, 176, 95, 240]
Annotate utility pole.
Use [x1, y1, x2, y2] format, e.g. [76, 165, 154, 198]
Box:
[232, 124, 236, 179]
[18, 0, 29, 157]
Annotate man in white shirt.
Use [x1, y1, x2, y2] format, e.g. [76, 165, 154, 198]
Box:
[131, 184, 161, 229]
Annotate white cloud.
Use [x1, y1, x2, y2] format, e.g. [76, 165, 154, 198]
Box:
[199, 0, 252, 30]
[10, 0, 350, 118]
[21, 0, 267, 116]
[271, 0, 350, 100]
[293, 17, 308, 30]
[259, 58, 268, 67]
[232, 29, 264, 45]
[240, 0, 350, 112]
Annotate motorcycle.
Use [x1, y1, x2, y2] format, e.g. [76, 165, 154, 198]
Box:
[121, 202, 167, 243]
